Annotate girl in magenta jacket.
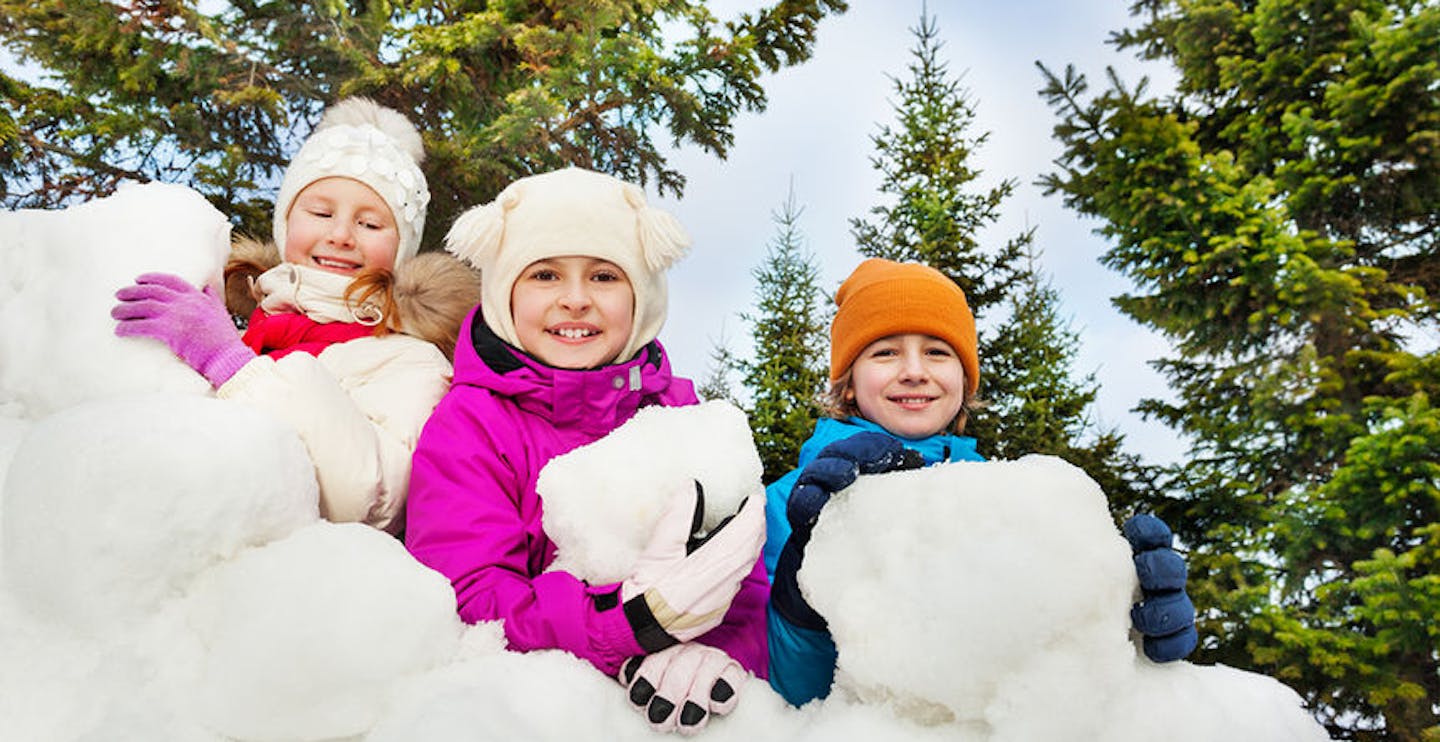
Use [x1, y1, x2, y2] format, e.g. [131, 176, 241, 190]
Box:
[405, 168, 768, 735]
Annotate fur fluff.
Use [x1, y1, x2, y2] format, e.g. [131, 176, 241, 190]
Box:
[224, 236, 480, 360]
[316, 97, 425, 164]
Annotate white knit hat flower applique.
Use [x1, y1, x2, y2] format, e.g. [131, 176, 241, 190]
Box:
[272, 98, 430, 267]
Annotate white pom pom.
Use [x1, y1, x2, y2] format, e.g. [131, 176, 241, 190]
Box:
[636, 206, 692, 272]
[618, 181, 691, 271]
[317, 97, 425, 164]
[444, 199, 507, 269]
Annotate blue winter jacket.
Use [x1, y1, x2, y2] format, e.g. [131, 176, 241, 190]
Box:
[764, 416, 984, 706]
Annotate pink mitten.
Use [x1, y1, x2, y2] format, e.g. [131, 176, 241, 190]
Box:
[619, 482, 764, 651]
[112, 272, 255, 387]
[619, 644, 746, 735]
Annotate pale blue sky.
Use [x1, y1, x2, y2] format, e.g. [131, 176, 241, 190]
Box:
[653, 0, 1189, 464]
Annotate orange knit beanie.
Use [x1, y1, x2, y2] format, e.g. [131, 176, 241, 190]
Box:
[830, 258, 979, 394]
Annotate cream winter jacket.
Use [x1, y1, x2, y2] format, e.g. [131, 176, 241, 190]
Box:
[218, 237, 481, 534]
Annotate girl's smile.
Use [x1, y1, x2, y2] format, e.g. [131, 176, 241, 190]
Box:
[283, 176, 401, 276]
[510, 256, 635, 369]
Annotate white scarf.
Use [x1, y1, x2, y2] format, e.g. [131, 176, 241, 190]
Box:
[252, 263, 384, 326]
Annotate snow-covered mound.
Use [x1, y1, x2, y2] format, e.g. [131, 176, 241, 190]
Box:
[804, 455, 1329, 741]
[0, 181, 227, 419]
[3, 395, 318, 631]
[538, 399, 763, 583]
[0, 186, 1330, 741]
[186, 522, 462, 741]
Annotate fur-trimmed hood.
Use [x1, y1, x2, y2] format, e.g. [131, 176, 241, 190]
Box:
[224, 236, 481, 360]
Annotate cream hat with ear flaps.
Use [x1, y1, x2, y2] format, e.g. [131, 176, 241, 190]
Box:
[444, 167, 691, 364]
[272, 97, 430, 266]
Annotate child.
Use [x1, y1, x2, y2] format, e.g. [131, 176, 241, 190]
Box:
[404, 167, 768, 735]
[110, 98, 479, 535]
[764, 258, 1198, 707]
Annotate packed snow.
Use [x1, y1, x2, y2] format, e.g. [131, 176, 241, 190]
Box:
[538, 399, 763, 583]
[0, 184, 1332, 740]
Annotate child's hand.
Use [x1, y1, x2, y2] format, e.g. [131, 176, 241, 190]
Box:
[1124, 514, 1198, 662]
[618, 644, 744, 735]
[772, 432, 923, 633]
[618, 482, 764, 651]
[112, 273, 255, 388]
[787, 432, 924, 534]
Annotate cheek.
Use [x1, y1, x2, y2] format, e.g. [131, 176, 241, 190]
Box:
[848, 368, 887, 412]
[281, 230, 311, 263]
[601, 287, 636, 321]
[362, 234, 400, 269]
[281, 215, 310, 257]
[940, 363, 967, 394]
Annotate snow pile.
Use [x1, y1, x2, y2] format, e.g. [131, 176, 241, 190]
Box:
[805, 456, 1329, 740]
[3, 396, 319, 629]
[187, 523, 462, 740]
[0, 185, 1330, 741]
[538, 399, 763, 582]
[0, 181, 226, 419]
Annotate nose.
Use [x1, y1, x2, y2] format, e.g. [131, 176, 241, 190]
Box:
[897, 347, 927, 382]
[557, 276, 591, 312]
[327, 219, 356, 247]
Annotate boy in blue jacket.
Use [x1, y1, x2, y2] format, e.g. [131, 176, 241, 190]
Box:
[764, 258, 1198, 706]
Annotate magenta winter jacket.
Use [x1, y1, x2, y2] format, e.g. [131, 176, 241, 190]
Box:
[405, 307, 769, 678]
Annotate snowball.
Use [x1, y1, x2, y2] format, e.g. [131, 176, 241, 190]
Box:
[802, 455, 1329, 741]
[538, 400, 763, 583]
[185, 522, 463, 741]
[1, 395, 318, 631]
[0, 182, 229, 419]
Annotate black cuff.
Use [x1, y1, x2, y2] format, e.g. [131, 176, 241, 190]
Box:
[623, 594, 679, 653]
[771, 538, 828, 631]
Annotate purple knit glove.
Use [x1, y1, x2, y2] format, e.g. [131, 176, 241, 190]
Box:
[112, 272, 255, 387]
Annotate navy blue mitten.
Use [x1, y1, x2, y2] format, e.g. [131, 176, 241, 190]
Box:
[1124, 514, 1198, 662]
[785, 432, 925, 534]
[774, 433, 924, 630]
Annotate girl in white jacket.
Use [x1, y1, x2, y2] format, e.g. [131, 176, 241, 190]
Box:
[111, 98, 479, 534]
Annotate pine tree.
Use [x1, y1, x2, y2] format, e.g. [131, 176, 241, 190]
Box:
[852, 7, 1142, 498]
[972, 247, 1158, 512]
[849, 8, 1028, 314]
[697, 330, 740, 406]
[1039, 1, 1440, 735]
[738, 184, 829, 483]
[973, 251, 1093, 460]
[0, 0, 846, 244]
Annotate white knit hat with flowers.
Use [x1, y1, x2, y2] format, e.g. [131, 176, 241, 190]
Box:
[444, 167, 691, 364]
[272, 98, 430, 266]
